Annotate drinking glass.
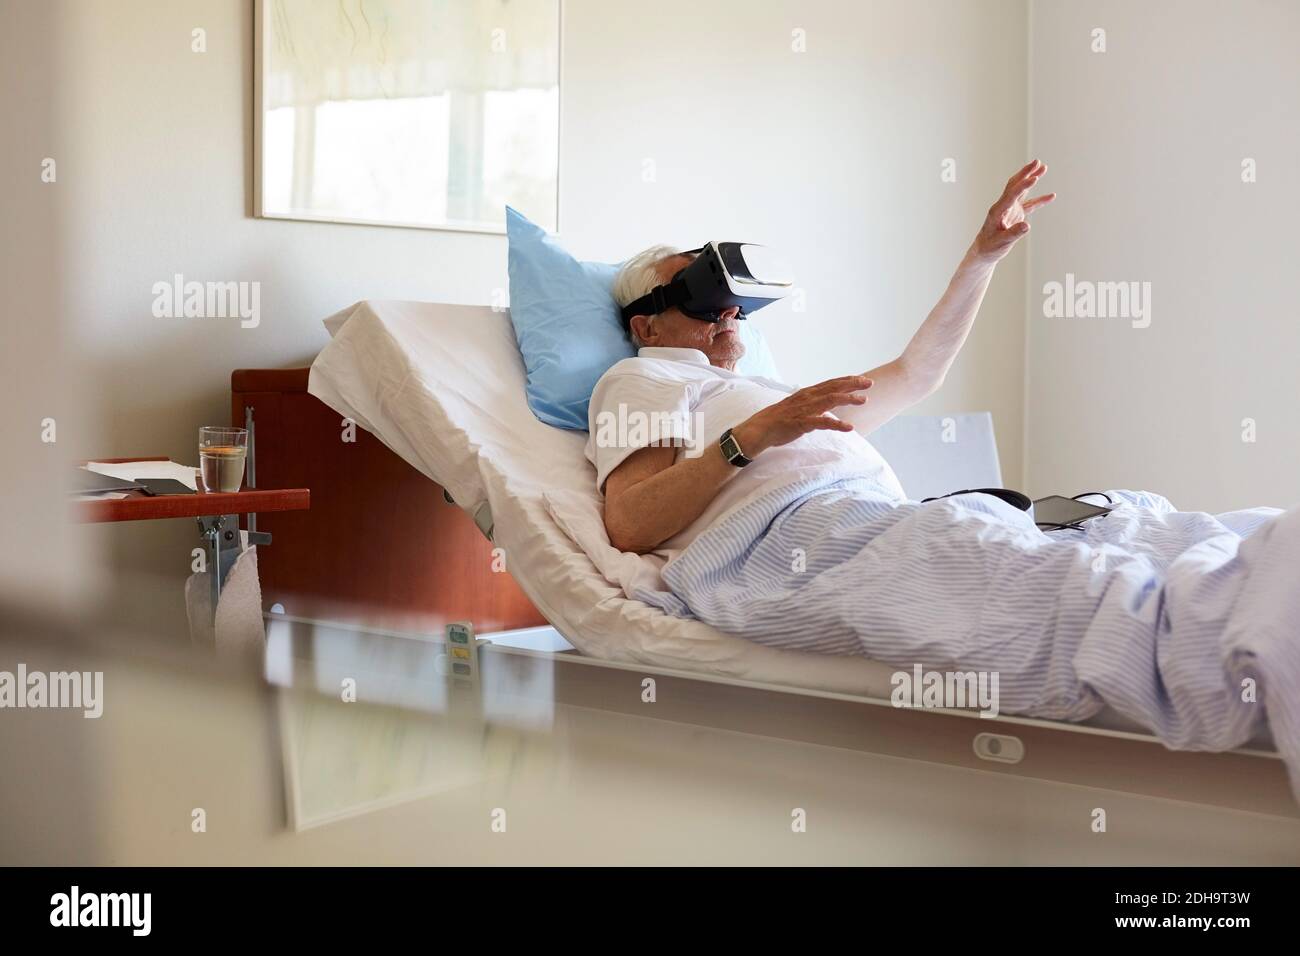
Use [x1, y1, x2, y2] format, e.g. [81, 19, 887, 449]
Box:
[198, 427, 248, 493]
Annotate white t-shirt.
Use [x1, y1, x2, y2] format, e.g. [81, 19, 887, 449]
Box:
[584, 347, 906, 559]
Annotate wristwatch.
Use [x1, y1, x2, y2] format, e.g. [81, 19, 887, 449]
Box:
[718, 427, 753, 468]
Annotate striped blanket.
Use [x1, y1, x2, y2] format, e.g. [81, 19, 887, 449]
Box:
[634, 478, 1300, 796]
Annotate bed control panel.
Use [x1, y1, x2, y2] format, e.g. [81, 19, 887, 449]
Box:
[445, 621, 478, 690]
[972, 732, 1025, 765]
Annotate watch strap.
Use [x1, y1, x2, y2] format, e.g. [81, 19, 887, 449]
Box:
[719, 427, 753, 467]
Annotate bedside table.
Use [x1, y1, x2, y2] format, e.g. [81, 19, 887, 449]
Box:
[76, 456, 310, 621]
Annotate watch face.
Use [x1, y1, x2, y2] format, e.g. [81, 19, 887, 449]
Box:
[720, 434, 740, 459]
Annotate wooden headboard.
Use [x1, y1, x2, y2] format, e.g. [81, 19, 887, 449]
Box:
[231, 368, 546, 635]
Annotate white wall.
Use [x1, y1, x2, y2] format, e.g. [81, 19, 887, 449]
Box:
[1025, 0, 1300, 509]
[44, 0, 1029, 636]
[560, 0, 1030, 461]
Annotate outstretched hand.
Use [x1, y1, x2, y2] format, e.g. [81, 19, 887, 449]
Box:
[733, 375, 872, 457]
[972, 159, 1056, 263]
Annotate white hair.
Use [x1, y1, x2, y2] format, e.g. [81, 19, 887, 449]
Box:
[613, 244, 681, 346]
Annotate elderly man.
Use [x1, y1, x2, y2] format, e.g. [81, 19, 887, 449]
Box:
[589, 160, 1055, 557]
[583, 160, 1300, 774]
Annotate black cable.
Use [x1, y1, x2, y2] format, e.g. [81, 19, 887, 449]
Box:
[1071, 491, 1113, 505]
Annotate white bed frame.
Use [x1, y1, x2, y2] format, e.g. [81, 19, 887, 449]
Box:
[264, 613, 1296, 820]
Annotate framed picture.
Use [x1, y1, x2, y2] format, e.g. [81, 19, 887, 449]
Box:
[254, 0, 561, 234]
[267, 614, 561, 831]
[276, 688, 489, 832]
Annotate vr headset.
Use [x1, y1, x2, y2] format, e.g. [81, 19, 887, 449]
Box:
[620, 241, 794, 324]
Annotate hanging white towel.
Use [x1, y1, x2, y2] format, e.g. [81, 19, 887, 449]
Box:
[185, 547, 265, 658]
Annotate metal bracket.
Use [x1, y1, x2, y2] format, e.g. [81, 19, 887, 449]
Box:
[244, 405, 257, 535]
[442, 487, 494, 542]
[471, 502, 495, 542]
[197, 513, 271, 621]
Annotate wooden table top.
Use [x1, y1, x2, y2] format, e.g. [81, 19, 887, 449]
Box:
[76, 457, 310, 524]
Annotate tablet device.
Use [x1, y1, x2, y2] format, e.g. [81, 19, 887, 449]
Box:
[137, 477, 197, 496]
[1033, 495, 1112, 529]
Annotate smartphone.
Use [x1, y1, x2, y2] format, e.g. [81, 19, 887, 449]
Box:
[1032, 494, 1111, 528]
[137, 478, 197, 496]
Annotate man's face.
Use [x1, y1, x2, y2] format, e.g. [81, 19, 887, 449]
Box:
[629, 253, 746, 369]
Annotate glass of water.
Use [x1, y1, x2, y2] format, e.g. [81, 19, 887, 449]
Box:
[199, 427, 248, 493]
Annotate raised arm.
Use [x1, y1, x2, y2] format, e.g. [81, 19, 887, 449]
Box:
[835, 159, 1055, 435]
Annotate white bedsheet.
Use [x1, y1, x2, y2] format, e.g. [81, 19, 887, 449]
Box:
[308, 300, 903, 695]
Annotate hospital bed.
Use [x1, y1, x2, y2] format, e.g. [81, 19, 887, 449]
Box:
[231, 300, 1298, 819]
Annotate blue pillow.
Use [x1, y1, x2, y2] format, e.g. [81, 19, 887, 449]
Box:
[506, 206, 786, 430]
[506, 206, 631, 430]
[736, 322, 782, 383]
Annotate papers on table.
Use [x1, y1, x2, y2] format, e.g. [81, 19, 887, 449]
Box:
[72, 491, 130, 502]
[84, 460, 199, 491]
